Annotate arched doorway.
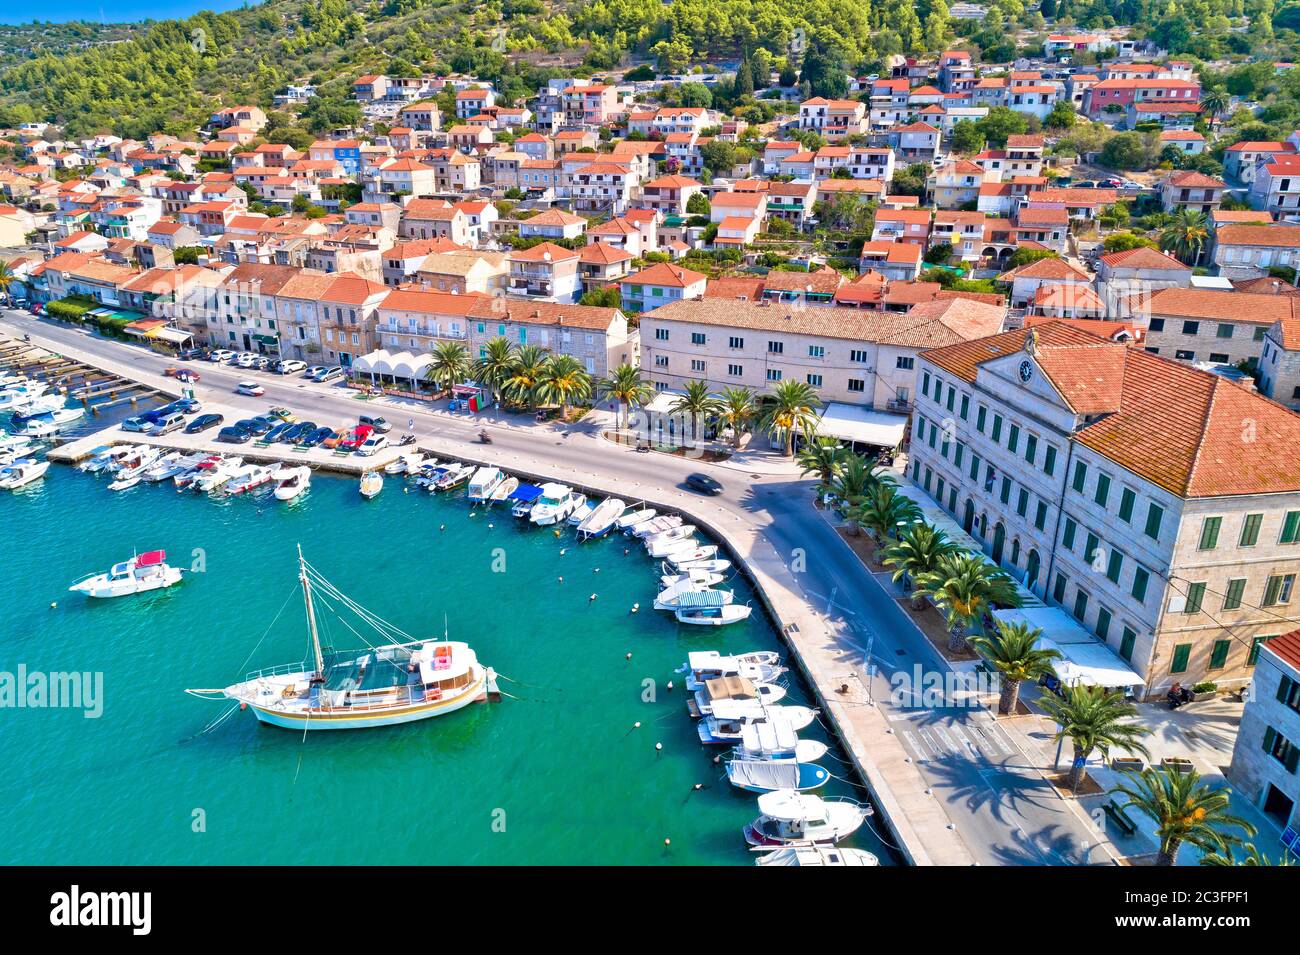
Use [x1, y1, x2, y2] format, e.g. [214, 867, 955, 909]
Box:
[1026, 549, 1041, 593]
[992, 522, 1006, 565]
[963, 498, 975, 534]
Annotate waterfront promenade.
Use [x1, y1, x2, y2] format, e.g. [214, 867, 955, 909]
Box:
[1, 311, 1111, 865]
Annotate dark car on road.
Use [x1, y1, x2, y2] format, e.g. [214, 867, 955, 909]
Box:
[216, 426, 252, 444]
[184, 413, 224, 434]
[686, 473, 723, 495]
[301, 426, 334, 448]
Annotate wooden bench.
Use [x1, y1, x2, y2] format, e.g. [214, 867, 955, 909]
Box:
[1103, 799, 1138, 837]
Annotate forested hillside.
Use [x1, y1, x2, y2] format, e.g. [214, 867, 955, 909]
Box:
[2, 0, 1300, 139]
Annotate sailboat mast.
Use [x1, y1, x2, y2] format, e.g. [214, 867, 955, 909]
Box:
[299, 545, 325, 677]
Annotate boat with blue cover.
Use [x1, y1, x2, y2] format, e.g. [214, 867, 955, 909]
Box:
[726, 758, 830, 793]
[509, 483, 544, 517]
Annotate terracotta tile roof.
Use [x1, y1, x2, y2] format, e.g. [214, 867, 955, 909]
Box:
[1263, 630, 1300, 674]
[465, 299, 621, 331]
[1098, 246, 1190, 271]
[380, 288, 486, 314]
[760, 267, 845, 295]
[1212, 210, 1273, 225]
[1214, 224, 1300, 248]
[1001, 257, 1090, 282]
[322, 273, 388, 305]
[1166, 170, 1224, 188]
[578, 242, 633, 265]
[623, 262, 706, 288]
[508, 241, 578, 263]
[524, 208, 586, 227]
[704, 276, 767, 300]
[1142, 287, 1299, 325]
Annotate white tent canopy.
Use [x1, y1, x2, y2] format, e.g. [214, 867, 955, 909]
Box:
[993, 607, 1145, 689]
[353, 349, 434, 381]
[817, 403, 907, 448]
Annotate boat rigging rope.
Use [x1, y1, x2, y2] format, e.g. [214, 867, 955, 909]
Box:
[232, 580, 301, 677]
[178, 702, 239, 743]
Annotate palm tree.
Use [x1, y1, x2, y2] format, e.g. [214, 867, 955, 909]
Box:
[597, 363, 654, 431]
[535, 353, 593, 419]
[424, 341, 471, 394]
[1201, 843, 1292, 867]
[757, 380, 822, 456]
[1159, 208, 1210, 265]
[1199, 87, 1229, 127]
[0, 260, 14, 305]
[716, 386, 757, 448]
[472, 336, 518, 405]
[501, 344, 549, 409]
[828, 454, 876, 510]
[969, 620, 1061, 716]
[914, 552, 1021, 653]
[796, 436, 849, 490]
[668, 379, 722, 444]
[847, 474, 922, 544]
[1113, 767, 1256, 866]
[1038, 685, 1150, 792]
[882, 522, 959, 609]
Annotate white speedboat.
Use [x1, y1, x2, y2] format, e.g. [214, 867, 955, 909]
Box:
[0, 383, 48, 410]
[530, 483, 581, 526]
[654, 579, 734, 611]
[187, 549, 491, 732]
[754, 846, 879, 867]
[0, 444, 40, 466]
[0, 433, 38, 452]
[68, 549, 183, 599]
[225, 462, 281, 495]
[112, 447, 161, 482]
[173, 455, 222, 489]
[385, 451, 425, 476]
[488, 476, 518, 504]
[360, 471, 383, 499]
[434, 462, 474, 491]
[676, 602, 752, 626]
[79, 445, 128, 473]
[411, 463, 443, 489]
[669, 557, 730, 576]
[689, 675, 787, 718]
[698, 705, 818, 745]
[11, 393, 65, 418]
[665, 545, 720, 570]
[17, 406, 83, 430]
[616, 507, 656, 531]
[566, 497, 593, 526]
[660, 567, 724, 589]
[578, 497, 626, 539]
[735, 721, 829, 764]
[647, 529, 698, 557]
[139, 451, 185, 482]
[467, 466, 506, 502]
[683, 651, 785, 691]
[193, 457, 243, 492]
[274, 466, 311, 502]
[632, 514, 682, 538]
[743, 791, 870, 847]
[107, 474, 142, 492]
[0, 458, 49, 489]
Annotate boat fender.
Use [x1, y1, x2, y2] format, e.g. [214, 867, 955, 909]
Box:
[589, 593, 597, 601]
[50, 601, 57, 609]
[239, 702, 247, 711]
[655, 743, 662, 752]
[666, 681, 673, 691]
[630, 603, 639, 613]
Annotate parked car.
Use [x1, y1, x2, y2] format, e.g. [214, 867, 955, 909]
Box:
[301, 426, 334, 448]
[304, 365, 328, 380]
[184, 414, 224, 434]
[265, 407, 296, 422]
[234, 353, 259, 369]
[122, 411, 164, 432]
[164, 397, 202, 415]
[356, 433, 389, 456]
[234, 381, 264, 397]
[285, 421, 316, 444]
[216, 426, 252, 444]
[278, 360, 307, 375]
[337, 425, 374, 451]
[150, 412, 187, 436]
[209, 349, 235, 363]
[314, 366, 345, 383]
[685, 473, 723, 495]
[358, 414, 392, 433]
[176, 347, 207, 361]
[264, 422, 293, 443]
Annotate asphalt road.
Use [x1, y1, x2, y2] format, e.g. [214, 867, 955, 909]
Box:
[2, 309, 1110, 865]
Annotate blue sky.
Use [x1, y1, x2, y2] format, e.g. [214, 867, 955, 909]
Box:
[1, 1, 252, 25]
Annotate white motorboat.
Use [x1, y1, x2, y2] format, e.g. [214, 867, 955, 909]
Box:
[577, 498, 626, 539]
[79, 445, 128, 473]
[754, 846, 879, 867]
[0, 433, 38, 452]
[11, 393, 65, 418]
[274, 466, 311, 502]
[411, 462, 443, 489]
[224, 462, 282, 495]
[688, 675, 787, 718]
[193, 457, 243, 492]
[645, 526, 697, 556]
[173, 454, 222, 489]
[615, 507, 655, 530]
[727, 759, 830, 794]
[676, 602, 752, 626]
[434, 462, 474, 491]
[19, 406, 83, 430]
[384, 451, 425, 476]
[651, 537, 705, 561]
[107, 474, 142, 492]
[743, 791, 870, 847]
[68, 549, 183, 599]
[488, 476, 518, 504]
[566, 497, 593, 526]
[0, 446, 34, 467]
[683, 651, 785, 691]
[632, 514, 682, 538]
[697, 705, 818, 745]
[360, 471, 384, 499]
[0, 458, 49, 489]
[530, 483, 581, 526]
[735, 721, 829, 764]
[665, 545, 720, 570]
[660, 567, 725, 589]
[139, 451, 185, 482]
[669, 557, 730, 576]
[467, 466, 506, 502]
[654, 579, 734, 611]
[112, 447, 162, 483]
[0, 383, 48, 410]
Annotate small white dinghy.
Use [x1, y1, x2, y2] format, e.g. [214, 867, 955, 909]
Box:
[68, 549, 183, 599]
[669, 557, 730, 575]
[660, 568, 725, 589]
[274, 466, 311, 502]
[360, 471, 383, 499]
[385, 451, 425, 476]
[676, 601, 751, 626]
[566, 498, 594, 526]
[743, 790, 871, 847]
[615, 507, 655, 530]
[107, 474, 142, 492]
[735, 721, 829, 763]
[488, 476, 518, 504]
[754, 846, 879, 867]
[665, 545, 719, 568]
[0, 458, 49, 490]
[632, 514, 682, 538]
[645, 527, 697, 557]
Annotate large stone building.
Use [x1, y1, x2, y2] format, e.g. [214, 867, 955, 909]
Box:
[1228, 630, 1300, 835]
[908, 321, 1300, 698]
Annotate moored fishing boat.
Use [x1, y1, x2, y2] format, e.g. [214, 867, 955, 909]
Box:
[192, 456, 243, 492]
[434, 462, 474, 491]
[186, 548, 491, 731]
[529, 483, 581, 525]
[615, 507, 655, 531]
[565, 497, 593, 526]
[734, 721, 829, 763]
[225, 462, 281, 495]
[631, 514, 682, 538]
[688, 675, 787, 718]
[675, 601, 752, 626]
[0, 458, 49, 490]
[107, 473, 142, 492]
[68, 549, 183, 599]
[754, 846, 879, 867]
[665, 545, 721, 570]
[487, 475, 518, 504]
[654, 579, 733, 611]
[742, 791, 870, 847]
[726, 759, 829, 794]
[274, 466, 312, 502]
[173, 454, 222, 489]
[647, 530, 698, 558]
[467, 466, 506, 502]
[111, 447, 161, 483]
[385, 451, 425, 476]
[697, 704, 818, 745]
[659, 567, 725, 589]
[682, 651, 785, 691]
[577, 497, 626, 539]
[359, 470, 383, 499]
[0, 382, 49, 410]
[509, 483, 543, 517]
[668, 556, 730, 576]
[79, 445, 128, 473]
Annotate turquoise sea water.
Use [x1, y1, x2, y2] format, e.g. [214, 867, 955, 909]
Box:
[0, 460, 892, 865]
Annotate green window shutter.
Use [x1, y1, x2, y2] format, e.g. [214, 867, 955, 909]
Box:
[959, 394, 969, 419]
[999, 477, 1011, 504]
[1053, 573, 1067, 603]
[1094, 473, 1110, 507]
[1016, 488, 1028, 517]
[1185, 582, 1206, 613]
[1240, 513, 1262, 546]
[1024, 434, 1037, 464]
[1119, 627, 1136, 662]
[1265, 575, 1282, 606]
[1118, 488, 1134, 522]
[1282, 510, 1300, 544]
[1063, 518, 1077, 550]
[1278, 675, 1294, 705]
[991, 414, 1002, 442]
[1008, 424, 1019, 453]
[1171, 643, 1191, 674]
[1044, 445, 1056, 476]
[1144, 503, 1163, 540]
[1085, 532, 1100, 563]
[976, 406, 986, 431]
[968, 453, 980, 481]
[1106, 550, 1122, 583]
[1035, 501, 1047, 530]
[1095, 606, 1112, 640]
[1132, 566, 1149, 602]
[1209, 639, 1230, 670]
[1223, 578, 1245, 610]
[1286, 743, 1299, 774]
[1263, 726, 1277, 754]
[1073, 589, 1089, 620]
[1071, 460, 1087, 493]
[954, 442, 964, 467]
[1247, 637, 1270, 667]
[1198, 516, 1221, 551]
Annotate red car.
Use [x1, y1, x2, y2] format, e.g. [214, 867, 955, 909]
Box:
[337, 425, 374, 451]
